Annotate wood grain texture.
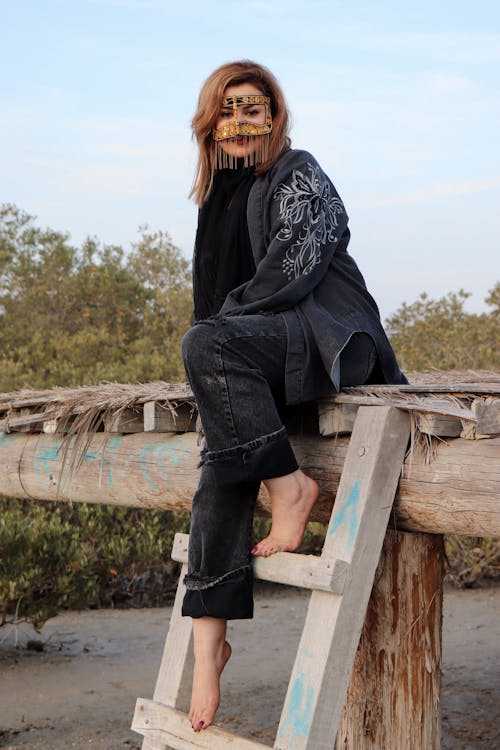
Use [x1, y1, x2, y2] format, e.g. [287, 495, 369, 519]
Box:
[473, 397, 500, 435]
[132, 563, 193, 750]
[275, 406, 410, 750]
[104, 407, 145, 433]
[143, 402, 196, 433]
[337, 530, 443, 749]
[172, 533, 349, 594]
[0, 430, 498, 536]
[319, 402, 463, 438]
[133, 701, 270, 750]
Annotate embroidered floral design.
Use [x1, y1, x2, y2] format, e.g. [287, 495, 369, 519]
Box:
[273, 162, 344, 279]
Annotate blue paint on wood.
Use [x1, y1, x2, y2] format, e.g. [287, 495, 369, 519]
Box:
[0, 433, 22, 447]
[120, 437, 187, 494]
[99, 435, 123, 486]
[34, 440, 62, 488]
[33, 437, 112, 489]
[277, 672, 315, 746]
[5, 432, 190, 495]
[327, 479, 360, 554]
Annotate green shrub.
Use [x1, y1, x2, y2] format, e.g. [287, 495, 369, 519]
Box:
[0, 499, 190, 630]
[445, 535, 500, 588]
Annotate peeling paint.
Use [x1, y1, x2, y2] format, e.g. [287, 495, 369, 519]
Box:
[277, 672, 315, 747]
[327, 479, 360, 555]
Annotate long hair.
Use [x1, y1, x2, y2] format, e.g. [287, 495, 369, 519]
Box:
[189, 60, 291, 206]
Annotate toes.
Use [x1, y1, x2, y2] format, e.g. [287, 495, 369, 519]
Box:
[252, 539, 283, 557]
[191, 711, 214, 731]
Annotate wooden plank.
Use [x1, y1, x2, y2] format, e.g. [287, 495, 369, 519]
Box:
[342, 382, 500, 395]
[132, 562, 194, 750]
[0, 395, 56, 412]
[172, 534, 349, 595]
[328, 394, 475, 422]
[1, 431, 499, 537]
[11, 408, 33, 433]
[416, 413, 462, 437]
[318, 403, 358, 436]
[144, 402, 196, 433]
[319, 403, 462, 438]
[275, 406, 410, 750]
[337, 529, 443, 749]
[148, 562, 193, 710]
[473, 398, 500, 435]
[104, 407, 145, 433]
[0, 409, 56, 432]
[133, 701, 271, 750]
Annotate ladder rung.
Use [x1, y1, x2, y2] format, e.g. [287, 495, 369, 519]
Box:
[133, 699, 270, 750]
[172, 533, 349, 594]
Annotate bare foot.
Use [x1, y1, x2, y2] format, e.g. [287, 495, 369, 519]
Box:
[252, 470, 319, 557]
[189, 637, 231, 731]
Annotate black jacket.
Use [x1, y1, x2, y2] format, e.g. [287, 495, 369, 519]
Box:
[215, 148, 407, 402]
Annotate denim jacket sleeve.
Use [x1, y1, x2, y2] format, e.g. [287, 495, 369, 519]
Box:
[219, 151, 349, 316]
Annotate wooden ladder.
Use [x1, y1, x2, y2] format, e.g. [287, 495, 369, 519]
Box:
[132, 405, 410, 750]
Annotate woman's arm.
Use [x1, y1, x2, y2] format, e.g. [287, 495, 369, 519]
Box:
[219, 152, 348, 316]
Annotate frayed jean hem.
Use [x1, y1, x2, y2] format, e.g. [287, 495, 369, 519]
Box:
[183, 564, 251, 591]
[199, 425, 298, 485]
[182, 565, 254, 620]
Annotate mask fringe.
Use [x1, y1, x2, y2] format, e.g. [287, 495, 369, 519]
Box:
[215, 134, 270, 171]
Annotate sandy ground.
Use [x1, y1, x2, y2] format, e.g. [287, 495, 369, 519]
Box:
[0, 585, 498, 750]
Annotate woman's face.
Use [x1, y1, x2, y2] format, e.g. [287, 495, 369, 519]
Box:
[214, 82, 268, 161]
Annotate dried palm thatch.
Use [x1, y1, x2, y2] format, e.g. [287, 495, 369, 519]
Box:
[0, 370, 498, 416]
[0, 381, 194, 414]
[0, 370, 498, 472]
[0, 381, 196, 473]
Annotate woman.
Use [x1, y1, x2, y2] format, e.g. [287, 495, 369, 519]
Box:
[181, 60, 407, 732]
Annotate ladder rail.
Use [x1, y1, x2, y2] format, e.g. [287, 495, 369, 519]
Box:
[132, 405, 410, 750]
[275, 405, 410, 749]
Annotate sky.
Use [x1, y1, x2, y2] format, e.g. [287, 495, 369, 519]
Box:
[2, 0, 500, 321]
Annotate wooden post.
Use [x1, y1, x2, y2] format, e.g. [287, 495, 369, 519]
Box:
[337, 529, 444, 749]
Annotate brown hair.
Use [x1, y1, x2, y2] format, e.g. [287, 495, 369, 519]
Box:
[189, 60, 291, 205]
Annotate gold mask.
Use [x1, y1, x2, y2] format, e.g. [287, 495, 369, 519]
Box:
[212, 94, 273, 169]
[213, 94, 273, 141]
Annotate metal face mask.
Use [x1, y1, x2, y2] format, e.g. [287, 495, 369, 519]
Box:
[213, 94, 273, 141]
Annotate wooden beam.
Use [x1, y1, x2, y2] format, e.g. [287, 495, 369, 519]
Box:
[104, 407, 144, 433]
[321, 394, 474, 421]
[0, 409, 56, 432]
[143, 402, 196, 433]
[416, 412, 462, 437]
[473, 397, 500, 436]
[172, 533, 349, 594]
[0, 431, 498, 537]
[318, 403, 358, 435]
[342, 382, 500, 395]
[133, 701, 270, 749]
[319, 403, 463, 438]
[337, 529, 443, 748]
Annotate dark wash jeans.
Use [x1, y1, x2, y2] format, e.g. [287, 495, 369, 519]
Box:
[180, 314, 376, 620]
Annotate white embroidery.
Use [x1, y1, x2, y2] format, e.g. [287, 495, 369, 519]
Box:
[273, 161, 344, 280]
